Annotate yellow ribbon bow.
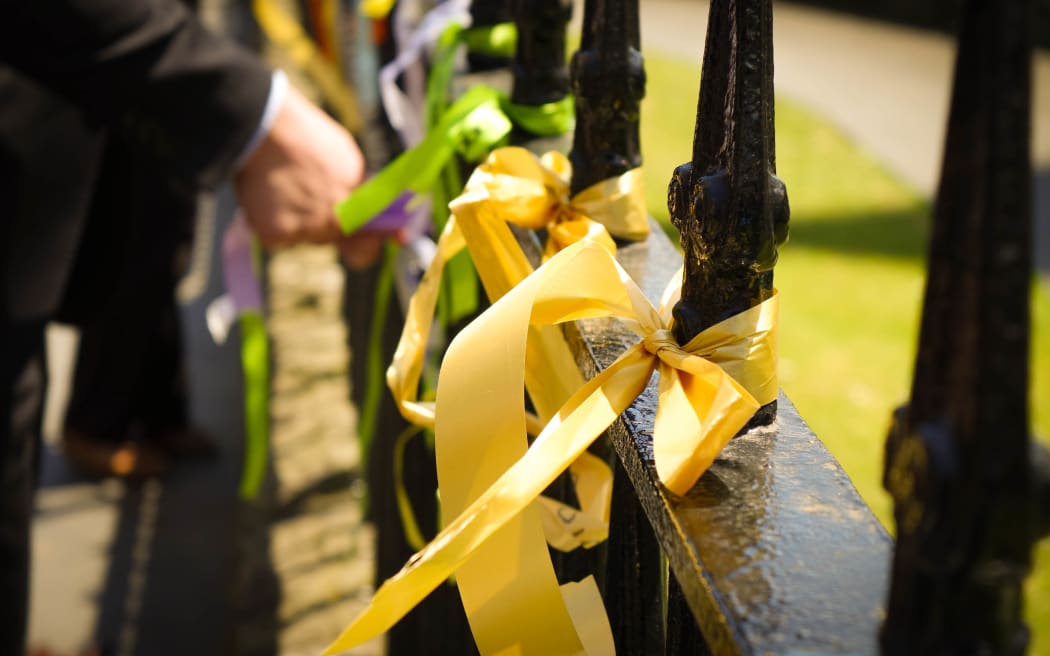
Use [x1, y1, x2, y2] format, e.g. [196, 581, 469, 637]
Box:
[386, 147, 648, 553]
[388, 146, 648, 429]
[325, 240, 778, 655]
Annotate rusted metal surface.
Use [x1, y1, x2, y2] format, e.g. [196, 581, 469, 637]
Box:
[568, 0, 645, 195]
[561, 223, 891, 656]
[511, 0, 572, 107]
[881, 0, 1044, 653]
[667, 0, 788, 428]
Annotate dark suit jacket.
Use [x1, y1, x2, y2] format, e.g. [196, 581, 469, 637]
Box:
[0, 0, 272, 322]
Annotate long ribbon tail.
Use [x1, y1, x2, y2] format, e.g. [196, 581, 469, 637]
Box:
[327, 241, 776, 654]
[386, 220, 466, 428]
[238, 310, 270, 499]
[322, 344, 649, 655]
[357, 243, 399, 460]
[326, 242, 649, 654]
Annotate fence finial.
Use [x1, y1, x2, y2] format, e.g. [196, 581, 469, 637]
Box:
[511, 0, 572, 107]
[669, 0, 787, 427]
[568, 0, 645, 195]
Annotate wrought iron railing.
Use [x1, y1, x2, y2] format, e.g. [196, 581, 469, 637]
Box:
[360, 0, 1048, 653]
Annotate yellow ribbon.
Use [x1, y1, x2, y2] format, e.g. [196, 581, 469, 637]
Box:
[387, 147, 647, 426]
[324, 240, 778, 655]
[385, 147, 647, 551]
[359, 0, 395, 20]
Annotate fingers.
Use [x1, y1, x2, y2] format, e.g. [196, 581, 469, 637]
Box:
[235, 82, 367, 249]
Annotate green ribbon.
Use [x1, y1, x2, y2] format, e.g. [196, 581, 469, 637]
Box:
[356, 241, 398, 463]
[334, 23, 576, 236]
[238, 310, 270, 500]
[337, 20, 575, 463]
[335, 85, 513, 235]
[461, 22, 517, 58]
[427, 23, 480, 327]
[505, 96, 575, 137]
[334, 93, 575, 237]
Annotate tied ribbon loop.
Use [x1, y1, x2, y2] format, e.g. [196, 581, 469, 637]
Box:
[385, 148, 646, 559]
[387, 146, 648, 431]
[643, 328, 681, 360]
[324, 240, 778, 655]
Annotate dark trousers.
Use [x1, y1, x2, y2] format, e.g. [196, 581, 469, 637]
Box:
[0, 138, 197, 653]
[60, 139, 196, 442]
[64, 281, 187, 442]
[0, 320, 46, 655]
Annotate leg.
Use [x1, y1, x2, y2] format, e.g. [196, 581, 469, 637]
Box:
[0, 319, 46, 655]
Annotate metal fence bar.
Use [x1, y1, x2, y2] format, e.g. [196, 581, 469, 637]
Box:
[881, 0, 1048, 653]
[511, 0, 572, 107]
[668, 0, 788, 426]
[568, 0, 644, 195]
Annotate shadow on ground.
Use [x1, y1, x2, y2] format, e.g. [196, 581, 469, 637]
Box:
[786, 166, 1049, 273]
[786, 207, 928, 261]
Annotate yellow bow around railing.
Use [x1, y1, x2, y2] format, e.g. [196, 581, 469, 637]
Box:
[387, 147, 648, 422]
[385, 146, 648, 551]
[324, 239, 778, 655]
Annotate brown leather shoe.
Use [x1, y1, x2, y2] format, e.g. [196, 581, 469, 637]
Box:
[61, 430, 168, 479]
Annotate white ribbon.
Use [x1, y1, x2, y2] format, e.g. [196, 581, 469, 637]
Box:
[379, 0, 473, 300]
[380, 0, 472, 148]
[205, 213, 264, 344]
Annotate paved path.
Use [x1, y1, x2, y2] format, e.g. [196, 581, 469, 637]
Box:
[30, 187, 251, 655]
[639, 0, 1050, 277]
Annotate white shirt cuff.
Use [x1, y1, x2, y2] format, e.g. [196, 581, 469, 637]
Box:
[235, 69, 289, 168]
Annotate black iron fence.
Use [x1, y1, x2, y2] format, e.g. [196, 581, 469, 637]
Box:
[359, 0, 1049, 653]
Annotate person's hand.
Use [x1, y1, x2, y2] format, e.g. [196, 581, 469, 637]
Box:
[234, 83, 365, 248]
[338, 230, 400, 270]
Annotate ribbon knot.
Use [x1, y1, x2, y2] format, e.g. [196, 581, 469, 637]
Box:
[388, 147, 650, 429]
[642, 328, 681, 360]
[326, 240, 778, 656]
[459, 148, 649, 264]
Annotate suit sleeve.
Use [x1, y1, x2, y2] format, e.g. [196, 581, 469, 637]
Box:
[0, 0, 273, 187]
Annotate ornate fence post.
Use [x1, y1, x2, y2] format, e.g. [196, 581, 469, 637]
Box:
[569, 0, 644, 195]
[881, 0, 1050, 653]
[510, 0, 572, 108]
[661, 2, 787, 651]
[669, 0, 788, 426]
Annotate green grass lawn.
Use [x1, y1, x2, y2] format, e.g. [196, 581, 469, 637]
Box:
[640, 50, 1050, 653]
